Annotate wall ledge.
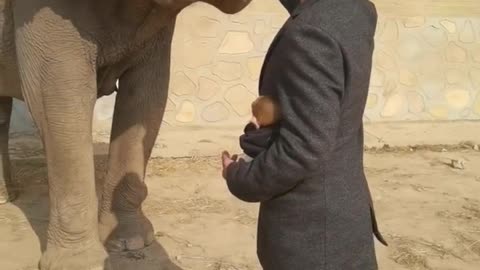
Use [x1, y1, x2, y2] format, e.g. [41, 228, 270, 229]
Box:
[9, 121, 480, 158]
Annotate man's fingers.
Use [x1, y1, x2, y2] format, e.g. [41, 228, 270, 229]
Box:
[221, 151, 231, 169]
[222, 151, 231, 158]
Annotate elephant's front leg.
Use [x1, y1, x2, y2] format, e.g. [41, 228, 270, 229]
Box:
[99, 35, 172, 252]
[22, 71, 108, 269]
[16, 25, 109, 269]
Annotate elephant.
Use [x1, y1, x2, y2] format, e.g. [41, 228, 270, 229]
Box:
[0, 0, 251, 269]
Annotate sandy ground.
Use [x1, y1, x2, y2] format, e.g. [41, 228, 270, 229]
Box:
[0, 140, 480, 270]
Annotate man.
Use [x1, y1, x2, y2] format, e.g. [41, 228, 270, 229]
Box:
[221, 0, 387, 269]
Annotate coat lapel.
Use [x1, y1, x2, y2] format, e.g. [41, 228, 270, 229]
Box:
[258, 23, 288, 90]
[291, 0, 317, 17]
[258, 0, 318, 90]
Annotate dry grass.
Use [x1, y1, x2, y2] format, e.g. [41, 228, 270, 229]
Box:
[145, 196, 226, 215]
[232, 209, 257, 226]
[171, 255, 252, 270]
[147, 156, 220, 177]
[365, 141, 479, 154]
[452, 230, 480, 258]
[390, 236, 463, 270]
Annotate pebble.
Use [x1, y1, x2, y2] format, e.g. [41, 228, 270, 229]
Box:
[474, 144, 479, 151]
[451, 159, 465, 170]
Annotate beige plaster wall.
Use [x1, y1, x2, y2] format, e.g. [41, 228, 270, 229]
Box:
[10, 1, 480, 137]
[92, 0, 480, 130]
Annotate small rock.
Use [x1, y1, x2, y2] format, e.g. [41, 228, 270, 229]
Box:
[451, 159, 465, 170]
[461, 140, 475, 147]
[175, 255, 182, 261]
[441, 148, 448, 152]
[154, 231, 165, 237]
[474, 144, 479, 151]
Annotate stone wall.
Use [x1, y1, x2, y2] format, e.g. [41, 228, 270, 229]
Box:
[9, 0, 480, 136]
[132, 0, 480, 129]
[366, 15, 480, 122]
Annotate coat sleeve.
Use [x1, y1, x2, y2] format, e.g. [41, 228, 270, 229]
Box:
[226, 23, 345, 202]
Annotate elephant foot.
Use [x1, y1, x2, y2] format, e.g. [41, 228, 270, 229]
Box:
[99, 210, 154, 252]
[0, 184, 18, 204]
[39, 241, 111, 270]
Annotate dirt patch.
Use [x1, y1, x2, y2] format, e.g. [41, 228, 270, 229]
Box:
[1, 144, 480, 269]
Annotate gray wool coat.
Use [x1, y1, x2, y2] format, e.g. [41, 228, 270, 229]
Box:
[225, 0, 387, 269]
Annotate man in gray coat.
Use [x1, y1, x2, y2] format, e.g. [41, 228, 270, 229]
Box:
[222, 0, 387, 269]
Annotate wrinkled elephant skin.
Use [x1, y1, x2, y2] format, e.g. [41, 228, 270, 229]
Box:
[0, 0, 251, 269]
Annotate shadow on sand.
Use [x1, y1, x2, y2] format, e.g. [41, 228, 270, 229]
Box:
[8, 143, 183, 270]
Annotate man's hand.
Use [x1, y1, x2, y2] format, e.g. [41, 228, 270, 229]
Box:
[222, 151, 237, 179]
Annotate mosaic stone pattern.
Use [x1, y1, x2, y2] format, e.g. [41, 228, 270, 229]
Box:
[12, 0, 480, 135]
[365, 16, 480, 122]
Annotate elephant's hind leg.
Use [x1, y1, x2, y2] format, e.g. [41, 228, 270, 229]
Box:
[0, 97, 15, 204]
